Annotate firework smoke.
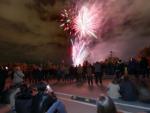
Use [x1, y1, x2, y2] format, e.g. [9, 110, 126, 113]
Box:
[65, 0, 104, 66]
[60, 0, 111, 66]
[60, 0, 150, 66]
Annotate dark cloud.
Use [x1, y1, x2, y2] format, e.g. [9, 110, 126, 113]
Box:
[0, 0, 10, 5]
[0, 0, 150, 63]
[0, 17, 33, 34]
[0, 40, 68, 63]
[0, 0, 70, 63]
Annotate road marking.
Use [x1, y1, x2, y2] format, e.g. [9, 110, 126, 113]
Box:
[56, 92, 97, 100]
[114, 102, 150, 111]
[59, 97, 96, 107]
[56, 92, 150, 111]
[59, 97, 131, 113]
[56, 92, 73, 97]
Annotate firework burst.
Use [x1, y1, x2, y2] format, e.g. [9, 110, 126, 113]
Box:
[71, 39, 88, 66]
[73, 4, 102, 39]
[60, 9, 74, 35]
[60, 0, 104, 66]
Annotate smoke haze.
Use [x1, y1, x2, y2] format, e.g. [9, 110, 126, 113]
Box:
[0, 0, 149, 63]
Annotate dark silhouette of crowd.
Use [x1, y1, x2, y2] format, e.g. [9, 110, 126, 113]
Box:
[0, 80, 67, 113]
[0, 56, 149, 87]
[0, 56, 150, 113]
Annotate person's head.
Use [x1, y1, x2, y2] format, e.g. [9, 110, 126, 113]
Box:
[97, 96, 117, 113]
[31, 85, 38, 96]
[20, 84, 28, 93]
[36, 82, 47, 93]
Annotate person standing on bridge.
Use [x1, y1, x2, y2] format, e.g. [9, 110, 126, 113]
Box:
[86, 64, 93, 86]
[93, 62, 103, 85]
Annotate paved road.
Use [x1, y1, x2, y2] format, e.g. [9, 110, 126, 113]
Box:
[51, 80, 150, 113]
[58, 93, 129, 113]
[60, 97, 96, 113]
[1, 79, 150, 113]
[57, 92, 150, 113]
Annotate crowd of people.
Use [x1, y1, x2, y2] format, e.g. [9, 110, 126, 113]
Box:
[0, 56, 150, 113]
[0, 65, 121, 113]
[0, 80, 67, 113]
[107, 76, 150, 103]
[1, 56, 149, 87]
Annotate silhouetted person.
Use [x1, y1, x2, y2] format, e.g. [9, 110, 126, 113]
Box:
[94, 62, 103, 85]
[140, 57, 149, 78]
[0, 67, 7, 92]
[137, 80, 150, 103]
[87, 64, 93, 86]
[128, 58, 138, 78]
[15, 84, 32, 113]
[97, 96, 117, 113]
[119, 76, 138, 101]
[31, 82, 56, 113]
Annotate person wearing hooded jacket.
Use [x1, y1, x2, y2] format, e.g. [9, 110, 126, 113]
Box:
[15, 84, 32, 113]
[31, 82, 57, 113]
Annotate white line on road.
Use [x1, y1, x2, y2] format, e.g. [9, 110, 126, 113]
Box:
[59, 97, 96, 107]
[56, 92, 73, 97]
[56, 92, 150, 111]
[59, 96, 132, 113]
[56, 92, 97, 100]
[114, 102, 150, 111]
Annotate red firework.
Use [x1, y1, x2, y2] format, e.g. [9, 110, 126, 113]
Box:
[60, 9, 75, 35]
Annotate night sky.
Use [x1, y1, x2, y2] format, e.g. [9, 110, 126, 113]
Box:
[0, 0, 70, 63]
[0, 0, 150, 63]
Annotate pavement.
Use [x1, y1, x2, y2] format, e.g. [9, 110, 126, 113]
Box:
[51, 79, 150, 113]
